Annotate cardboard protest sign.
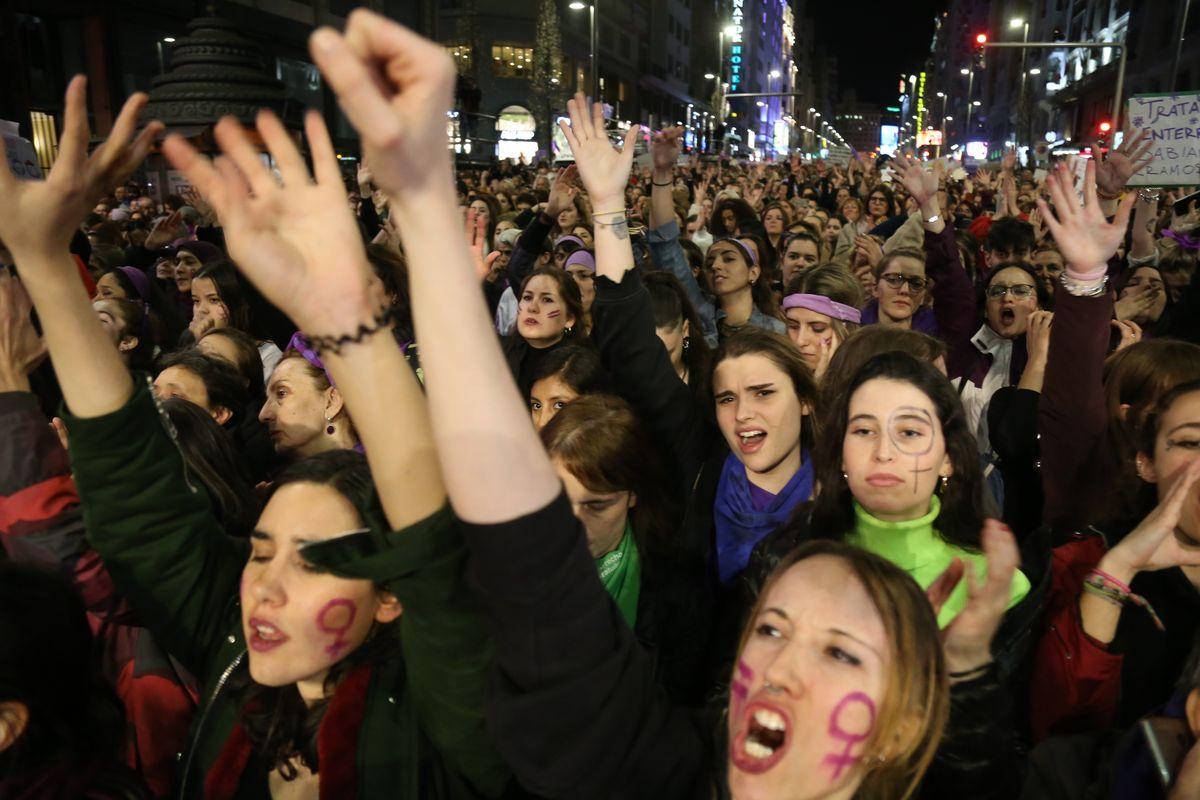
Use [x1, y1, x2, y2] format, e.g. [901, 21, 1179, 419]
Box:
[1126, 93, 1200, 186]
[2, 120, 41, 179]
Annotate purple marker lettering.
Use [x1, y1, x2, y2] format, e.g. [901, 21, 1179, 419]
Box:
[316, 598, 357, 658]
[822, 691, 877, 781]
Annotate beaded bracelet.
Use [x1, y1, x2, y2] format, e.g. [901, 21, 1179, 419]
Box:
[307, 307, 395, 356]
[1083, 570, 1165, 631]
[1060, 271, 1109, 298]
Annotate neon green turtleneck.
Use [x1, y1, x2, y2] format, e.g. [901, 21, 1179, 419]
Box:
[846, 496, 1030, 628]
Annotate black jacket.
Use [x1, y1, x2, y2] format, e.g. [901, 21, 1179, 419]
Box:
[987, 386, 1044, 543]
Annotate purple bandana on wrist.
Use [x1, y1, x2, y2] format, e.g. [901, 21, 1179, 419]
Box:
[781, 293, 862, 323]
[1164, 229, 1200, 251]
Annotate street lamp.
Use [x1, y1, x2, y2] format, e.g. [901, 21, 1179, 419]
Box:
[1028, 67, 1041, 75]
[568, 2, 599, 101]
[1010, 17, 1030, 149]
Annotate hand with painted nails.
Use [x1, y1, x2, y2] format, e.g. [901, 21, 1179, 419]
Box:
[162, 109, 374, 337]
[0, 76, 162, 262]
[928, 519, 1020, 677]
[307, 8, 457, 198]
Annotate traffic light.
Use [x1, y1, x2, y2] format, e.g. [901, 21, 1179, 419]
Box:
[1098, 120, 1112, 134]
[975, 33, 988, 46]
[973, 32, 988, 67]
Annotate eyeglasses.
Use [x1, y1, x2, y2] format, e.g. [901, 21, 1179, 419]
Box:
[879, 273, 929, 292]
[986, 283, 1037, 299]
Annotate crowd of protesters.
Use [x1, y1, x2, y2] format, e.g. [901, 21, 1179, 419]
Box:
[2, 9, 1200, 800]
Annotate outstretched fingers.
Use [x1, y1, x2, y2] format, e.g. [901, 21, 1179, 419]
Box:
[214, 117, 277, 198]
[304, 109, 341, 187]
[162, 135, 229, 215]
[55, 75, 90, 170]
[258, 110, 310, 188]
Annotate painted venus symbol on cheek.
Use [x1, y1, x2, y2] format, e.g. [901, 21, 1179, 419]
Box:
[887, 407, 934, 494]
[823, 691, 877, 781]
[315, 598, 357, 658]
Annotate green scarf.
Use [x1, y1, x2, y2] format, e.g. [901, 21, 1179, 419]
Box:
[596, 524, 642, 629]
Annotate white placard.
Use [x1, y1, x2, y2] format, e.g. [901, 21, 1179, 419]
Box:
[1126, 92, 1200, 186]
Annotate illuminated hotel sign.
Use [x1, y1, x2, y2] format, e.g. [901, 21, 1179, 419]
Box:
[729, 0, 744, 92]
[916, 71, 926, 129]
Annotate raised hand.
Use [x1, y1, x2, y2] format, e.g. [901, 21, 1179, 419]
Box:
[1094, 127, 1155, 197]
[163, 109, 374, 337]
[1102, 458, 1200, 583]
[0, 271, 46, 391]
[1001, 146, 1017, 175]
[1036, 161, 1135, 272]
[894, 154, 939, 207]
[0, 76, 161, 260]
[558, 92, 638, 209]
[651, 125, 684, 174]
[933, 520, 1021, 676]
[544, 164, 579, 220]
[145, 210, 188, 250]
[465, 207, 500, 282]
[308, 8, 457, 197]
[854, 234, 883, 268]
[1025, 310, 1053, 365]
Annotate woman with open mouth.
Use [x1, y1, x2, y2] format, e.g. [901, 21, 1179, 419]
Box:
[399, 86, 1021, 798]
[5, 62, 512, 798]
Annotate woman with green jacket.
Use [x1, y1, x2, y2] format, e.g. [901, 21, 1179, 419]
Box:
[0, 76, 509, 799]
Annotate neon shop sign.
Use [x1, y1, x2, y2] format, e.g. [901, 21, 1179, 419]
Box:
[729, 0, 744, 92]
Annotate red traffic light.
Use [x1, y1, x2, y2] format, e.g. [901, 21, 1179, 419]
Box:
[1098, 120, 1112, 133]
[975, 33, 988, 45]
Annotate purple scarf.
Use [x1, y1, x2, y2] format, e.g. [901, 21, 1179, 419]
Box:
[713, 451, 813, 585]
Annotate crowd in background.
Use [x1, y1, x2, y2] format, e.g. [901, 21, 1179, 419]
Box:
[2, 9, 1200, 800]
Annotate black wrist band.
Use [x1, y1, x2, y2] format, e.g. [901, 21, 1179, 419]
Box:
[309, 307, 395, 356]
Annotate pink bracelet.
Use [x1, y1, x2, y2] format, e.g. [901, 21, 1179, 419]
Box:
[1065, 265, 1107, 283]
[1089, 568, 1132, 594]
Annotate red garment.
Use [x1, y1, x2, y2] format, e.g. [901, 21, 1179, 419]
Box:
[0, 393, 197, 797]
[73, 253, 97, 297]
[204, 664, 372, 799]
[1029, 532, 1123, 742]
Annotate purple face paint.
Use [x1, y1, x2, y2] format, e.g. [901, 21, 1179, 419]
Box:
[822, 691, 877, 781]
[315, 598, 357, 658]
[731, 660, 754, 722]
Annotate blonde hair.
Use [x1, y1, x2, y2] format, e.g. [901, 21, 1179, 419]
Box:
[736, 540, 948, 800]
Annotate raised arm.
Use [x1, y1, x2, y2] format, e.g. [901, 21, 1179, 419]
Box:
[895, 155, 977, 376]
[1035, 161, 1136, 532]
[313, 19, 704, 796]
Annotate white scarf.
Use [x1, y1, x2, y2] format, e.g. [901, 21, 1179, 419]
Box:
[960, 324, 1013, 453]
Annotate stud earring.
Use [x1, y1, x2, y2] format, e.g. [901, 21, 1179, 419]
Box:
[683, 337, 691, 354]
[325, 415, 335, 436]
[940, 474, 949, 491]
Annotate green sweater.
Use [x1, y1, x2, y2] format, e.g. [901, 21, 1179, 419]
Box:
[66, 382, 509, 798]
[846, 497, 1030, 628]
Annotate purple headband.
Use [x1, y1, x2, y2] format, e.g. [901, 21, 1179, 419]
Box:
[712, 237, 758, 267]
[285, 331, 336, 387]
[1164, 229, 1200, 251]
[563, 249, 596, 273]
[554, 234, 587, 250]
[782, 293, 862, 323]
[117, 266, 151, 301]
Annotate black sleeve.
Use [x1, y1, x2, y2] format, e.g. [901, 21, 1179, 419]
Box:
[358, 199, 381, 242]
[482, 277, 507, 318]
[509, 212, 554, 288]
[918, 666, 1027, 800]
[463, 494, 712, 799]
[867, 214, 907, 239]
[987, 387, 1044, 541]
[591, 269, 713, 522]
[1161, 260, 1200, 345]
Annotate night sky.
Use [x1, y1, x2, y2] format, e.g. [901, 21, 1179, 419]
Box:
[809, 0, 948, 107]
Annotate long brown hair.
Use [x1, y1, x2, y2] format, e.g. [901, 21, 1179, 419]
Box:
[519, 267, 586, 343]
[736, 539, 948, 800]
[711, 329, 820, 452]
[540, 394, 680, 555]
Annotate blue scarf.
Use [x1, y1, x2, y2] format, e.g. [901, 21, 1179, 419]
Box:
[713, 451, 813, 584]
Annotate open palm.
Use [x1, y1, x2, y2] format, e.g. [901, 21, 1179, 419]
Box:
[1037, 161, 1135, 270]
[559, 92, 638, 207]
[163, 110, 373, 336]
